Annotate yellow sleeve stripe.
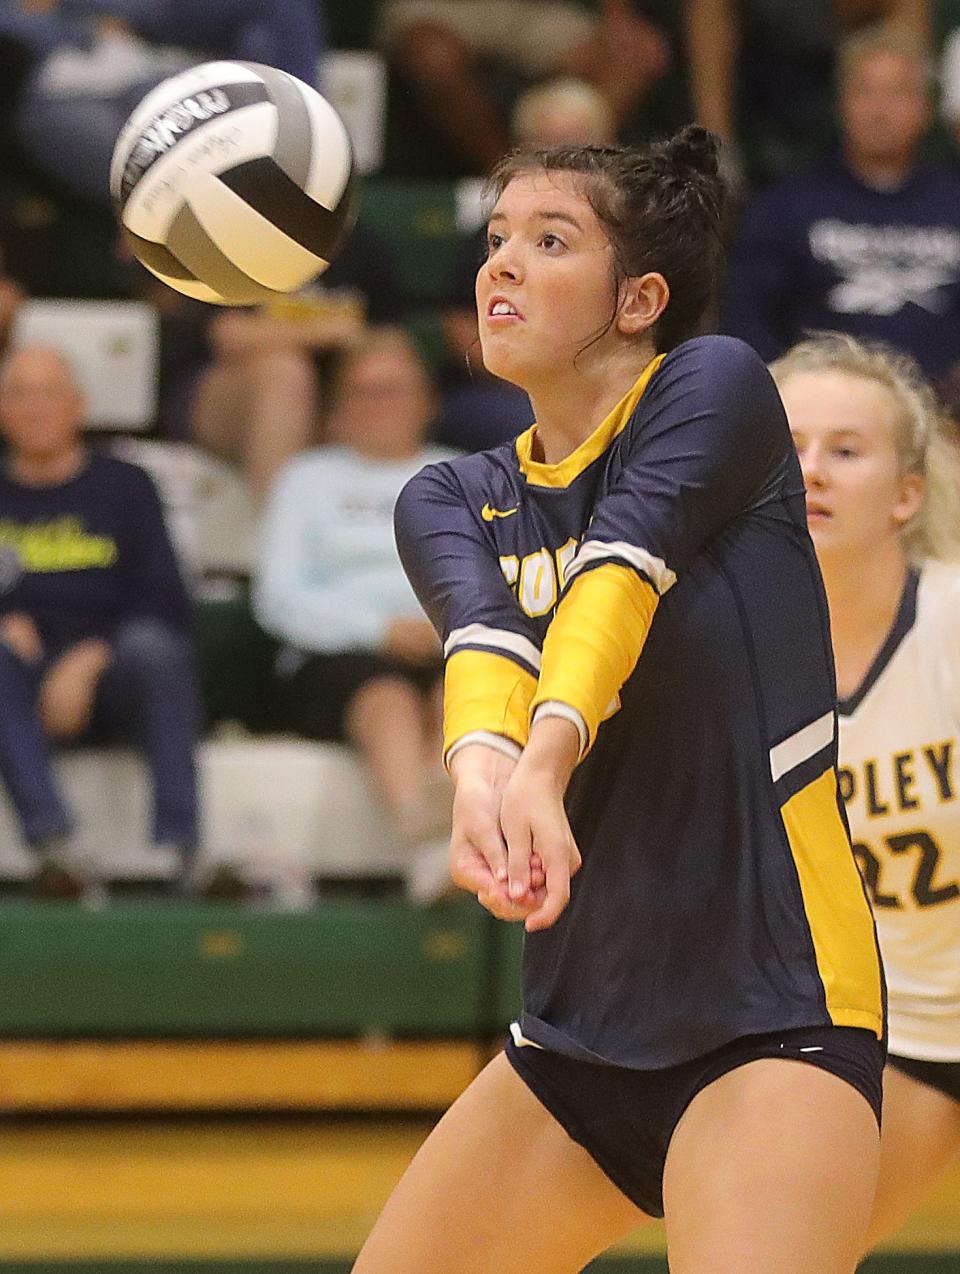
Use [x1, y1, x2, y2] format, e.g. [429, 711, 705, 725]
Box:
[532, 564, 658, 752]
[780, 769, 884, 1039]
[443, 648, 538, 757]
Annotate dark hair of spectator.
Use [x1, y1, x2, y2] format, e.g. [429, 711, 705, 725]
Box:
[487, 125, 727, 353]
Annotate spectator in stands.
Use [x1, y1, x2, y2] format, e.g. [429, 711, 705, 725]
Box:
[436, 76, 616, 451]
[0, 345, 201, 898]
[4, 0, 326, 206]
[253, 327, 458, 902]
[684, 0, 930, 187]
[722, 26, 960, 392]
[90, 0, 326, 87]
[509, 74, 617, 148]
[183, 220, 405, 504]
[377, 0, 671, 175]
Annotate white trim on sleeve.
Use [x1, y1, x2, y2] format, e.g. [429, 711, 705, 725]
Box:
[445, 730, 523, 770]
[444, 623, 542, 670]
[531, 701, 589, 757]
[567, 539, 677, 595]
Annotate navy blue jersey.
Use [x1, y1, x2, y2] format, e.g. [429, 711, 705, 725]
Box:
[722, 157, 960, 381]
[395, 335, 884, 1069]
[0, 451, 191, 654]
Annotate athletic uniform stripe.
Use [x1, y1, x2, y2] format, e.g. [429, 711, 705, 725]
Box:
[568, 539, 677, 595]
[774, 742, 838, 806]
[770, 710, 835, 783]
[780, 768, 884, 1037]
[444, 623, 542, 671]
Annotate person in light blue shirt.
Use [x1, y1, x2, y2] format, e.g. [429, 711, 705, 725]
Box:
[253, 327, 458, 896]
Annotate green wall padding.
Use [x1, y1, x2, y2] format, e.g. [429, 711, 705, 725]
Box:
[0, 898, 502, 1037]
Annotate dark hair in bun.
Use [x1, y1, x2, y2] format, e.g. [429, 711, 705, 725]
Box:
[658, 123, 721, 180]
[489, 125, 727, 352]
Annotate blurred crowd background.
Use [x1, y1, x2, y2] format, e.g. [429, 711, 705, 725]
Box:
[0, 8, 959, 1268]
[0, 0, 960, 908]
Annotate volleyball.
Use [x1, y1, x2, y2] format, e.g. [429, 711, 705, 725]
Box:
[110, 61, 357, 305]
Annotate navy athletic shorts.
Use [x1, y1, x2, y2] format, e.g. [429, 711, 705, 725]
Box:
[505, 1023, 885, 1219]
[888, 1053, 960, 1104]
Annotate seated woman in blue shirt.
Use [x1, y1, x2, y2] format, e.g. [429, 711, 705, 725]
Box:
[252, 326, 458, 900]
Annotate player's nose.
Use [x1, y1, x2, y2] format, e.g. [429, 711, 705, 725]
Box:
[799, 445, 826, 486]
[486, 240, 523, 284]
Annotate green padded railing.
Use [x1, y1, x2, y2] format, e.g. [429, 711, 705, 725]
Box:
[0, 898, 518, 1038]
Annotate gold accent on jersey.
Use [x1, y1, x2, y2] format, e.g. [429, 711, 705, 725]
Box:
[780, 769, 884, 1039]
[515, 354, 665, 488]
[481, 503, 518, 521]
[444, 649, 537, 756]
[533, 564, 659, 752]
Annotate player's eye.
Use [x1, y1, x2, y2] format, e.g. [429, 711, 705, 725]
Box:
[833, 446, 858, 459]
[540, 232, 565, 251]
[485, 232, 505, 257]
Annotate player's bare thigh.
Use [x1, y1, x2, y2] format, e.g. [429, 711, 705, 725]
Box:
[663, 1058, 880, 1274]
[351, 1050, 650, 1274]
[867, 1063, 960, 1250]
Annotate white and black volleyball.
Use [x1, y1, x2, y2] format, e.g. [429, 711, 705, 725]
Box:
[110, 61, 357, 305]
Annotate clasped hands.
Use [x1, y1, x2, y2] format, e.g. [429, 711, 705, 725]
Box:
[448, 716, 583, 932]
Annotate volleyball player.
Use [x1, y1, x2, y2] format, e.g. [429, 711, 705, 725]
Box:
[775, 334, 960, 1250]
[352, 128, 885, 1274]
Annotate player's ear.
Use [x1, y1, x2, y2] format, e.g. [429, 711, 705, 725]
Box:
[617, 272, 670, 337]
[893, 470, 924, 528]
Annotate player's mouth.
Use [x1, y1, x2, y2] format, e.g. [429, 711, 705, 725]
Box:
[805, 501, 832, 522]
[487, 296, 524, 322]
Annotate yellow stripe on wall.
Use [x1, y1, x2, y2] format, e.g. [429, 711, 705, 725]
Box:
[444, 649, 537, 755]
[780, 768, 884, 1037]
[0, 1040, 481, 1112]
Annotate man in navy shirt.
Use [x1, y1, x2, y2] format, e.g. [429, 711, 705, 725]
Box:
[723, 26, 960, 391]
[0, 345, 200, 897]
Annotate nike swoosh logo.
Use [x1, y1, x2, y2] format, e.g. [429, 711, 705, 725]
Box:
[481, 503, 518, 521]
